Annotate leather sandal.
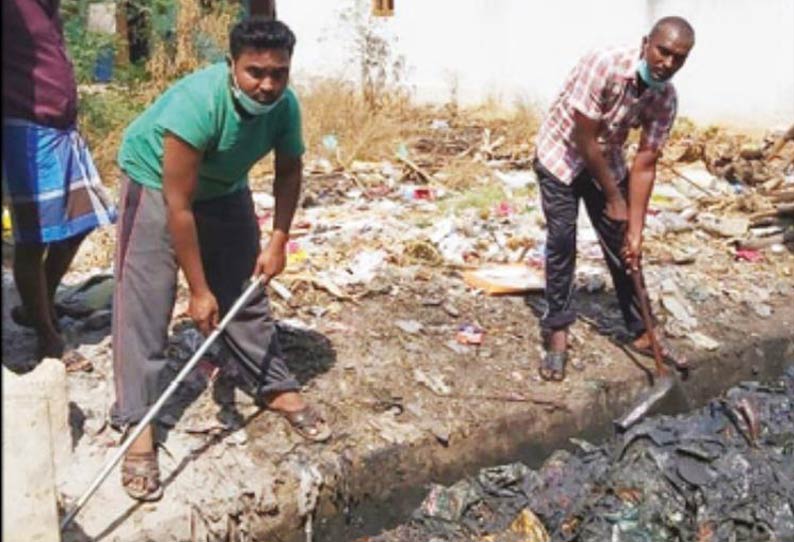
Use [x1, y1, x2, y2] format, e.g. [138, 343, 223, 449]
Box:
[539, 350, 568, 382]
[278, 405, 332, 442]
[37, 342, 93, 373]
[121, 450, 163, 502]
[60, 349, 93, 373]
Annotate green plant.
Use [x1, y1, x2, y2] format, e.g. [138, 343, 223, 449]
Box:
[62, 0, 119, 84]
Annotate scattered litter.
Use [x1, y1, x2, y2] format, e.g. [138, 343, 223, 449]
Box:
[493, 169, 537, 190]
[688, 331, 720, 351]
[414, 368, 451, 396]
[659, 280, 698, 330]
[373, 368, 794, 542]
[252, 192, 275, 212]
[456, 323, 485, 346]
[697, 214, 750, 238]
[296, 463, 323, 542]
[463, 264, 545, 295]
[370, 412, 424, 444]
[445, 340, 469, 355]
[395, 319, 423, 335]
[347, 250, 388, 284]
[56, 274, 114, 318]
[401, 185, 438, 201]
[735, 247, 764, 262]
[321, 134, 338, 152]
[431, 119, 450, 131]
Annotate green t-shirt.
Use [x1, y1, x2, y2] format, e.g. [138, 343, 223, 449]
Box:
[118, 62, 305, 201]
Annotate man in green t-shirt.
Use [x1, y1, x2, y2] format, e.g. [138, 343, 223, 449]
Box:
[112, 17, 330, 502]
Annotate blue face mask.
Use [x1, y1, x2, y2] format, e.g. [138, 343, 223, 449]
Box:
[230, 65, 285, 116]
[637, 59, 668, 91]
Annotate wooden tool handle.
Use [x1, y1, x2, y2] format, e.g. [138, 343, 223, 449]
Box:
[630, 267, 669, 378]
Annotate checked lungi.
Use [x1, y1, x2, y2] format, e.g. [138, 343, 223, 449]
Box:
[1, 118, 117, 244]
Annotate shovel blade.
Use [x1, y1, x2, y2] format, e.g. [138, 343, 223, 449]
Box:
[614, 375, 677, 431]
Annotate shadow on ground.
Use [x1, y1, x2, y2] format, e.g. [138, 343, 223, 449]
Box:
[1, 271, 114, 375]
[151, 323, 338, 444]
[524, 287, 631, 341]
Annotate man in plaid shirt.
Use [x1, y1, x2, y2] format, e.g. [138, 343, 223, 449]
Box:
[534, 17, 695, 381]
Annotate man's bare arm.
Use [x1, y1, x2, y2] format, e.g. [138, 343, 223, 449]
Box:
[162, 133, 218, 333]
[253, 152, 302, 278]
[623, 147, 660, 270]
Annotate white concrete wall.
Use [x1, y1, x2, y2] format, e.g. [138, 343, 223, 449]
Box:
[280, 0, 794, 130]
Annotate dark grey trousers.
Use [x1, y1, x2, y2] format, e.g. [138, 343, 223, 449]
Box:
[534, 159, 647, 335]
[110, 175, 299, 427]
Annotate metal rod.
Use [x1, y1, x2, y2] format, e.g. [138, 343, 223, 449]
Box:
[60, 275, 266, 531]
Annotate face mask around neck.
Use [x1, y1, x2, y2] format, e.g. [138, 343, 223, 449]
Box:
[230, 65, 285, 115]
[637, 58, 668, 91]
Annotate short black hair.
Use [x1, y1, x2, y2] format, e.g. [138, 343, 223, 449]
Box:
[650, 16, 695, 43]
[229, 17, 296, 59]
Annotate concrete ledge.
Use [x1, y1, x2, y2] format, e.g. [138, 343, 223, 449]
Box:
[3, 359, 71, 542]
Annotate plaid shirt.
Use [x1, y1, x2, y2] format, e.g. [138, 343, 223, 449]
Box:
[535, 46, 677, 185]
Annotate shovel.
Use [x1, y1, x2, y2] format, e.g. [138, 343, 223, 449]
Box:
[60, 275, 270, 531]
[614, 263, 688, 431]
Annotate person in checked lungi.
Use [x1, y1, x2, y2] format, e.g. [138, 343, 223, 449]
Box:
[2, 0, 117, 372]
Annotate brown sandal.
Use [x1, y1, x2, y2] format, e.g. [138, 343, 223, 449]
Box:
[278, 406, 332, 442]
[60, 349, 93, 373]
[121, 450, 163, 502]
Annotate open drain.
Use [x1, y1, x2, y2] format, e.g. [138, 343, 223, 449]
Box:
[365, 366, 794, 542]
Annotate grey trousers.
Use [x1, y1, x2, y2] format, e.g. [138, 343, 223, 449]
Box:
[110, 175, 299, 427]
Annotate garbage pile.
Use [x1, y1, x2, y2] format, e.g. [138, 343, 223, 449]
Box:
[271, 121, 793, 295]
[247, 120, 793, 353]
[371, 365, 794, 542]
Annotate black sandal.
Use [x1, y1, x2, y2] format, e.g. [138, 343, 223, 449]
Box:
[539, 350, 568, 382]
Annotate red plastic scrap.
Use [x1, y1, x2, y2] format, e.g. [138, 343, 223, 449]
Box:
[494, 201, 514, 217]
[735, 248, 764, 262]
[413, 187, 435, 200]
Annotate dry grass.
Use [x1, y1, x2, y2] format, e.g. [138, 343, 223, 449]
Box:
[146, 0, 234, 98]
[299, 77, 417, 166]
[80, 0, 235, 189]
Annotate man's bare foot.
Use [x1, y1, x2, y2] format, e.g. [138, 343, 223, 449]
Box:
[264, 390, 306, 413]
[37, 332, 92, 372]
[547, 328, 567, 352]
[630, 329, 689, 372]
[540, 328, 569, 382]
